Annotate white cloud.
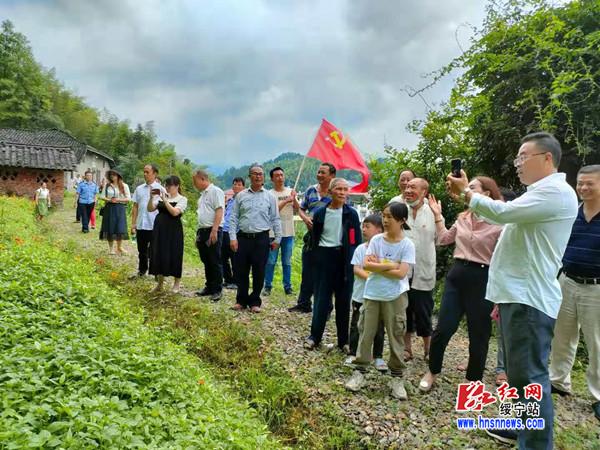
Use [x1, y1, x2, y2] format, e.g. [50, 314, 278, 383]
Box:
[0, 0, 487, 170]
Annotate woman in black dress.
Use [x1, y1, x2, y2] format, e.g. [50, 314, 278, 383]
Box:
[99, 170, 131, 255]
[147, 175, 188, 293]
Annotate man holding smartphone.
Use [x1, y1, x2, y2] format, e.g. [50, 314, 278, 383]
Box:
[193, 169, 225, 302]
[130, 164, 165, 278]
[447, 132, 578, 449]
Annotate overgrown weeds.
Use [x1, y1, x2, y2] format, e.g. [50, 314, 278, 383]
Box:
[0, 197, 279, 448]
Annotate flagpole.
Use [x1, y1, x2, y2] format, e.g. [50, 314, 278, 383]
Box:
[293, 153, 308, 192]
[293, 125, 321, 192]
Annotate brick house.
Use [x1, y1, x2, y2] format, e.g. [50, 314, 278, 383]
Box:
[0, 128, 114, 188]
[0, 141, 77, 206]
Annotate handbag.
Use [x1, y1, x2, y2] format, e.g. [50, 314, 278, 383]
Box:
[99, 186, 108, 216]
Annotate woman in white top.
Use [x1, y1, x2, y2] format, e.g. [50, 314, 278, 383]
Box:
[99, 170, 131, 255]
[147, 175, 188, 294]
[34, 182, 51, 220]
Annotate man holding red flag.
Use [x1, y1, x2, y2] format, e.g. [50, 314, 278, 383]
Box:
[288, 163, 337, 313]
[288, 119, 369, 314]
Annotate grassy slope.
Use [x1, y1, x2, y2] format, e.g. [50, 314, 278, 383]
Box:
[0, 197, 279, 449]
[33, 194, 364, 449]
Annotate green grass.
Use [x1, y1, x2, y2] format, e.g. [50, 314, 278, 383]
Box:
[42, 196, 364, 449]
[0, 197, 279, 449]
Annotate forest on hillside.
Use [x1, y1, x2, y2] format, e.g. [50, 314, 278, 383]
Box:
[215, 152, 366, 192]
[368, 0, 600, 212]
[0, 20, 195, 189]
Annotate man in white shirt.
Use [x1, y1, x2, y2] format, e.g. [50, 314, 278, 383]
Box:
[447, 132, 578, 449]
[400, 178, 439, 362]
[193, 169, 225, 302]
[130, 164, 165, 278]
[263, 167, 299, 296]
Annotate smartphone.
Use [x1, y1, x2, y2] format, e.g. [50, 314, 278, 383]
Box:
[151, 188, 161, 195]
[451, 159, 462, 178]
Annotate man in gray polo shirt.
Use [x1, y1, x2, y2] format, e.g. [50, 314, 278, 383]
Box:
[193, 169, 225, 302]
[229, 164, 282, 313]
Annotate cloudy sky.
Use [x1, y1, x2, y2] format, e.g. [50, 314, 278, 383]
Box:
[1, 0, 488, 173]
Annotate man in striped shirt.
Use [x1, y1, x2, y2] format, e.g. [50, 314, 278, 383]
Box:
[550, 164, 600, 421]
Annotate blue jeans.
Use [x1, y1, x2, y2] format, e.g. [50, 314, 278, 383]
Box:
[264, 236, 293, 290]
[499, 303, 555, 450]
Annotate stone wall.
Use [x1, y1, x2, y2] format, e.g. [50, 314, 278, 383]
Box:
[0, 167, 65, 205]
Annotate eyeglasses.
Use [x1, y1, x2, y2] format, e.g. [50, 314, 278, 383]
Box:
[512, 152, 547, 167]
[249, 172, 264, 177]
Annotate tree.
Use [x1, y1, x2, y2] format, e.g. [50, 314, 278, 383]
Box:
[0, 20, 52, 127]
[373, 0, 600, 200]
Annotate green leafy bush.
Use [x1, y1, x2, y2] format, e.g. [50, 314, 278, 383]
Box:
[0, 197, 279, 449]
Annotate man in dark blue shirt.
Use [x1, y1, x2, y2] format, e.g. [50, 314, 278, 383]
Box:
[550, 164, 600, 421]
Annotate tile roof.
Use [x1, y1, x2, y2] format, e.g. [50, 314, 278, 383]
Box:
[0, 142, 78, 170]
[0, 128, 113, 163]
[85, 145, 114, 162]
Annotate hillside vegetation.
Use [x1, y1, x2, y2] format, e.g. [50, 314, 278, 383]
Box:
[215, 152, 365, 193]
[0, 197, 279, 449]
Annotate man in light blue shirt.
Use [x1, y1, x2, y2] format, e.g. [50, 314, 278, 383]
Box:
[448, 132, 578, 449]
[229, 164, 281, 312]
[75, 170, 99, 233]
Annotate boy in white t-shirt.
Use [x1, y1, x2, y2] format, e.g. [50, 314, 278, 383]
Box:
[346, 214, 387, 372]
[345, 202, 416, 400]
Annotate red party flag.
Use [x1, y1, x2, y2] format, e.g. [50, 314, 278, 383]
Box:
[307, 119, 369, 193]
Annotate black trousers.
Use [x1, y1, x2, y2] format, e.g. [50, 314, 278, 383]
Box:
[349, 300, 384, 358]
[310, 246, 352, 348]
[406, 287, 434, 337]
[196, 228, 223, 293]
[234, 231, 270, 308]
[78, 202, 94, 231]
[296, 231, 314, 309]
[136, 229, 153, 275]
[428, 261, 493, 381]
[221, 231, 235, 284]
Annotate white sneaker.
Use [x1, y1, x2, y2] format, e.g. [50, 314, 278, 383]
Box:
[389, 378, 408, 400]
[374, 358, 388, 372]
[344, 356, 356, 367]
[345, 370, 365, 392]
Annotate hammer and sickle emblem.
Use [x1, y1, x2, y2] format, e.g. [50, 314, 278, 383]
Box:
[329, 131, 346, 149]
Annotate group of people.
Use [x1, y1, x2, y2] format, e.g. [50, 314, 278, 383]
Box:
[339, 132, 597, 450]
[66, 130, 597, 450]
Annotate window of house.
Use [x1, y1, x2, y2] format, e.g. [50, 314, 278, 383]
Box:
[0, 169, 19, 181]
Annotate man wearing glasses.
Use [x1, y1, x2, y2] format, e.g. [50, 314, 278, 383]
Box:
[447, 132, 578, 449]
[229, 165, 282, 313]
